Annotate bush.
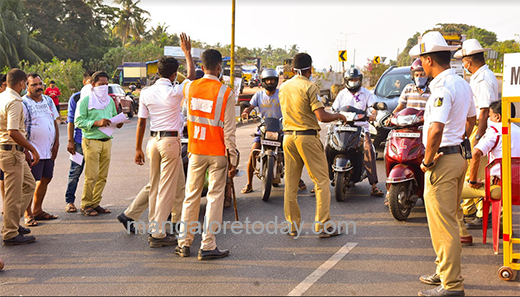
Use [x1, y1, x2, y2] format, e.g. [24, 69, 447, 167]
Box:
[19, 57, 85, 102]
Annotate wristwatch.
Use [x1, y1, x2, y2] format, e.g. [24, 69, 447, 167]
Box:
[475, 134, 482, 140]
[421, 160, 434, 168]
[468, 180, 478, 185]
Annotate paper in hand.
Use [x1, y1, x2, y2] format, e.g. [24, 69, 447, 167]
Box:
[70, 152, 84, 165]
[98, 113, 129, 137]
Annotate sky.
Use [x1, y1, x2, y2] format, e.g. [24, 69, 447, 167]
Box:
[104, 0, 520, 71]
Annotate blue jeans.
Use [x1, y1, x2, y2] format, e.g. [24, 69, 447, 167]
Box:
[65, 141, 85, 204]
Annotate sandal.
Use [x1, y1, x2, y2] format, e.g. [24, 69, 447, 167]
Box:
[33, 212, 58, 221]
[310, 189, 315, 194]
[371, 187, 384, 197]
[298, 180, 307, 191]
[81, 207, 98, 216]
[241, 185, 253, 194]
[93, 205, 111, 214]
[24, 216, 38, 227]
[66, 203, 77, 213]
[224, 196, 232, 208]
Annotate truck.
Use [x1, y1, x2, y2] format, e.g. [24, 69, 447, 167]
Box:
[113, 62, 148, 87]
[283, 58, 294, 80]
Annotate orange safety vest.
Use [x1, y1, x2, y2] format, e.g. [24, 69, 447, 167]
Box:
[183, 78, 231, 156]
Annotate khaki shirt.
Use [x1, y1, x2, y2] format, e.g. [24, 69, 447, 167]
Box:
[279, 75, 324, 131]
[0, 88, 26, 145]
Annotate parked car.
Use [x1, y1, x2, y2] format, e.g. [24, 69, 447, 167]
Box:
[276, 65, 284, 76]
[370, 66, 413, 152]
[108, 84, 135, 118]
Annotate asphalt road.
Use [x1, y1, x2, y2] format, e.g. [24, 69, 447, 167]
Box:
[0, 117, 519, 296]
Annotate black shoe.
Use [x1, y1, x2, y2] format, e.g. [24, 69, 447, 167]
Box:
[175, 246, 190, 257]
[117, 213, 136, 234]
[18, 226, 31, 235]
[281, 226, 299, 237]
[3, 234, 36, 246]
[319, 226, 342, 238]
[149, 235, 177, 248]
[465, 217, 491, 230]
[418, 285, 464, 296]
[198, 248, 230, 261]
[420, 273, 442, 286]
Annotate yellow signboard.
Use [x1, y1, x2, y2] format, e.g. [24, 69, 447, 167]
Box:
[338, 50, 347, 62]
[373, 56, 381, 64]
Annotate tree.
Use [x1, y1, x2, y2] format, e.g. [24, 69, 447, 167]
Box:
[0, 0, 53, 67]
[111, 0, 150, 48]
[362, 59, 390, 88]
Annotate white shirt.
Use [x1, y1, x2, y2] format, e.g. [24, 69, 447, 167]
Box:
[138, 78, 187, 132]
[332, 87, 375, 133]
[22, 95, 60, 159]
[470, 64, 499, 116]
[424, 68, 476, 147]
[475, 121, 520, 177]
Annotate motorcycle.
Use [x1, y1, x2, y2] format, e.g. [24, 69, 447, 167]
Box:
[385, 107, 425, 221]
[325, 106, 368, 202]
[249, 77, 261, 88]
[253, 117, 284, 201]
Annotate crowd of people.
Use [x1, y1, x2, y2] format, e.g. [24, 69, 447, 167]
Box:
[0, 31, 517, 296]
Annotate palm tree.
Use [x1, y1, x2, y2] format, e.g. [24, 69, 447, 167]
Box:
[0, 0, 53, 67]
[112, 0, 149, 48]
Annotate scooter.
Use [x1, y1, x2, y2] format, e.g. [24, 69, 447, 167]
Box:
[325, 106, 368, 202]
[253, 117, 284, 201]
[249, 77, 261, 88]
[385, 107, 425, 221]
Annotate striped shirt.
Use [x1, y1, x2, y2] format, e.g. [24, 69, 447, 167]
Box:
[398, 83, 430, 110]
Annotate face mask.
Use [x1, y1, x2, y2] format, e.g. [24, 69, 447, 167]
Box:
[464, 66, 472, 75]
[309, 75, 313, 81]
[92, 85, 109, 97]
[347, 80, 360, 89]
[415, 77, 429, 89]
[20, 89, 27, 96]
[218, 68, 224, 80]
[294, 66, 311, 78]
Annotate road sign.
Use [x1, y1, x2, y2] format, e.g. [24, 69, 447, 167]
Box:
[503, 53, 520, 97]
[338, 50, 347, 62]
[373, 56, 381, 64]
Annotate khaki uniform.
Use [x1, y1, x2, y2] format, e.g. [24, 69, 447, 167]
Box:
[279, 75, 331, 233]
[124, 157, 185, 223]
[178, 74, 237, 251]
[0, 88, 36, 240]
[423, 69, 476, 292]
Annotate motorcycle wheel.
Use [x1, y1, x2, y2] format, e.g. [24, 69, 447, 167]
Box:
[334, 171, 349, 202]
[388, 182, 412, 221]
[261, 155, 275, 202]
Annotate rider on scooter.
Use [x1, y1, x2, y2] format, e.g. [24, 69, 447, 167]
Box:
[333, 67, 384, 197]
[241, 68, 306, 194]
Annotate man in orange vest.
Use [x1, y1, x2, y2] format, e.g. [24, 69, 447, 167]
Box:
[176, 49, 237, 261]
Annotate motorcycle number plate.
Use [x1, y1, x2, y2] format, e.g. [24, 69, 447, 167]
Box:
[261, 140, 281, 147]
[338, 126, 358, 132]
[393, 132, 420, 138]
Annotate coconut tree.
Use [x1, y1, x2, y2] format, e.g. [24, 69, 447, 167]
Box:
[111, 0, 149, 48]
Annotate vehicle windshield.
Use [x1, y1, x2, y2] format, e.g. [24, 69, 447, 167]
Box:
[109, 85, 125, 96]
[374, 72, 413, 99]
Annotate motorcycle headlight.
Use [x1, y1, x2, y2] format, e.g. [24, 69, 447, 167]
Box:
[397, 115, 416, 126]
[265, 131, 279, 140]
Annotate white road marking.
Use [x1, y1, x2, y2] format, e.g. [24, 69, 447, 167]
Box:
[287, 242, 358, 296]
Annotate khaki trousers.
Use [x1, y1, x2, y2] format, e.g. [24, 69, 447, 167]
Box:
[81, 139, 112, 209]
[124, 158, 185, 223]
[457, 182, 501, 237]
[283, 134, 331, 233]
[0, 150, 36, 240]
[178, 154, 227, 251]
[424, 153, 467, 291]
[146, 137, 181, 239]
[462, 127, 487, 217]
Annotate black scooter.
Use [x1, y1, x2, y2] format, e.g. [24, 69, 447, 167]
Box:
[325, 106, 368, 202]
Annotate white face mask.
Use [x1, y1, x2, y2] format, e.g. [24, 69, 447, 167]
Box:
[347, 80, 360, 88]
[294, 66, 311, 77]
[92, 85, 108, 97]
[219, 68, 224, 80]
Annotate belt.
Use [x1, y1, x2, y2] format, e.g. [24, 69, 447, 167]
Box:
[151, 131, 178, 137]
[0, 144, 24, 152]
[94, 138, 111, 142]
[285, 130, 317, 136]
[438, 145, 462, 155]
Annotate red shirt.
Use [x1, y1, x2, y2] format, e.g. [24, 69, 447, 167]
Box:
[44, 87, 61, 105]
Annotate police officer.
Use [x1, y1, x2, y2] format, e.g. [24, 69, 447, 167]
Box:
[279, 53, 346, 238]
[454, 39, 499, 230]
[409, 31, 476, 296]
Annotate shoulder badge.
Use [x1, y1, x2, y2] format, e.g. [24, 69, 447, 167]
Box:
[434, 97, 443, 107]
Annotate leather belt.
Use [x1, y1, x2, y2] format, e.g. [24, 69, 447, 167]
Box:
[438, 145, 462, 155]
[94, 138, 111, 142]
[285, 130, 317, 136]
[0, 144, 24, 152]
[151, 131, 178, 137]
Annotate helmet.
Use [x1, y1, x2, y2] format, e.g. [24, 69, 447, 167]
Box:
[195, 69, 204, 80]
[261, 68, 279, 92]
[344, 67, 363, 92]
[410, 59, 430, 89]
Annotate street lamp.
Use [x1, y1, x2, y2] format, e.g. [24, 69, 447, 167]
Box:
[340, 32, 355, 72]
